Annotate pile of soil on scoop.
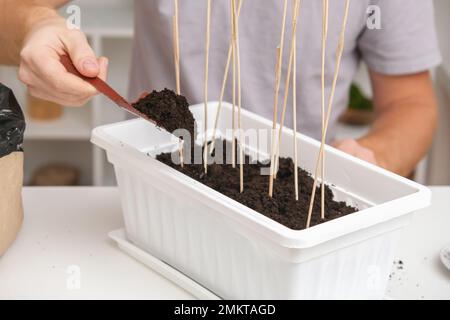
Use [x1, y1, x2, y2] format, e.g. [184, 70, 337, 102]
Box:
[133, 88, 196, 139]
[157, 141, 357, 230]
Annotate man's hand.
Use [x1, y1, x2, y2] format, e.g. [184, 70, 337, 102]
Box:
[356, 70, 437, 177]
[333, 139, 378, 166]
[19, 16, 108, 106]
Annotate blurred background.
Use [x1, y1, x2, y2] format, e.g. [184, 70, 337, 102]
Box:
[0, 0, 448, 187]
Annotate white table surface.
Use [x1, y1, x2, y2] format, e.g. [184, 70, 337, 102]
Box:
[0, 186, 449, 300]
[386, 186, 450, 299]
[0, 187, 193, 300]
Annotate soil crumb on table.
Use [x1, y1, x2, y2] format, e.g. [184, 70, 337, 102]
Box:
[133, 88, 195, 139]
[156, 140, 357, 230]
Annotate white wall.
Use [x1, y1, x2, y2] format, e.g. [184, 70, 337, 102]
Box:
[434, 0, 450, 70]
[66, 0, 131, 8]
[428, 0, 450, 185]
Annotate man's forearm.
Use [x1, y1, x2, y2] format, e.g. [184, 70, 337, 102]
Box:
[0, 1, 61, 65]
[358, 79, 437, 177]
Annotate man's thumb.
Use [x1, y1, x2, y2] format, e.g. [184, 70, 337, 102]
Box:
[66, 33, 99, 78]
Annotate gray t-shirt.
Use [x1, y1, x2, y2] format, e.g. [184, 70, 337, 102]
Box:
[129, 0, 441, 141]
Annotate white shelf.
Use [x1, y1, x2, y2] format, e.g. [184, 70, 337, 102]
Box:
[443, 62, 450, 80]
[440, 64, 450, 95]
[61, 5, 134, 38]
[23, 140, 93, 186]
[24, 107, 92, 141]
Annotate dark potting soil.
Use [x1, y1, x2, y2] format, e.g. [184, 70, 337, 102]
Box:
[157, 140, 357, 230]
[134, 89, 357, 229]
[133, 88, 195, 139]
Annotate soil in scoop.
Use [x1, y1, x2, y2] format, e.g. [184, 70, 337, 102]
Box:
[133, 88, 195, 139]
[157, 141, 357, 230]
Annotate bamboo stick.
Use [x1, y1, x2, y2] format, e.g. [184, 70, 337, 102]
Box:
[179, 139, 184, 168]
[273, 0, 302, 182]
[231, 0, 236, 168]
[232, 0, 244, 193]
[209, 0, 243, 156]
[320, 0, 329, 219]
[292, 29, 298, 201]
[173, 0, 184, 169]
[203, 0, 212, 174]
[306, 0, 350, 229]
[173, 0, 180, 95]
[272, 0, 301, 190]
[268, 0, 289, 197]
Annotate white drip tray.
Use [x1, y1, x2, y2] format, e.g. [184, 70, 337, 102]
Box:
[108, 229, 220, 300]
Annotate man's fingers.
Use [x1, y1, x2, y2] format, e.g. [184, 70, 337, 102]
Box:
[62, 29, 100, 78]
[97, 56, 109, 81]
[21, 60, 95, 106]
[21, 46, 97, 96]
[18, 17, 101, 107]
[333, 139, 378, 165]
[29, 80, 91, 106]
[358, 148, 377, 165]
[37, 58, 96, 96]
[20, 56, 98, 106]
[332, 139, 358, 153]
[28, 86, 89, 107]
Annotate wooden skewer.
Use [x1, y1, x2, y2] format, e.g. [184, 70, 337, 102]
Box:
[231, 0, 236, 168]
[209, 0, 243, 155]
[173, 0, 184, 169]
[275, 46, 281, 91]
[179, 139, 184, 168]
[273, 0, 299, 183]
[320, 0, 329, 219]
[277, 13, 307, 182]
[272, 47, 282, 184]
[306, 0, 350, 229]
[173, 0, 180, 95]
[272, 46, 281, 155]
[292, 27, 298, 201]
[232, 0, 244, 193]
[272, 0, 301, 189]
[268, 0, 289, 198]
[203, 0, 212, 174]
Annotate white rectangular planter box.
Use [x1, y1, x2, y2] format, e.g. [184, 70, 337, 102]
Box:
[92, 102, 431, 299]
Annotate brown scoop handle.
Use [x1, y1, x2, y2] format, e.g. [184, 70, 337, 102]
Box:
[60, 55, 159, 126]
[60, 55, 134, 112]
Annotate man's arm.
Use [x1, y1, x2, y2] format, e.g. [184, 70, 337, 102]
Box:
[35, 0, 70, 6]
[0, 0, 107, 106]
[336, 70, 438, 177]
[0, 0, 67, 65]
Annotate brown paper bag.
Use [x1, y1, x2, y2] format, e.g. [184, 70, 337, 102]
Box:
[0, 152, 24, 256]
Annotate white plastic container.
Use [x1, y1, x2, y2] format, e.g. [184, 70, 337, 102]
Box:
[92, 102, 431, 299]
